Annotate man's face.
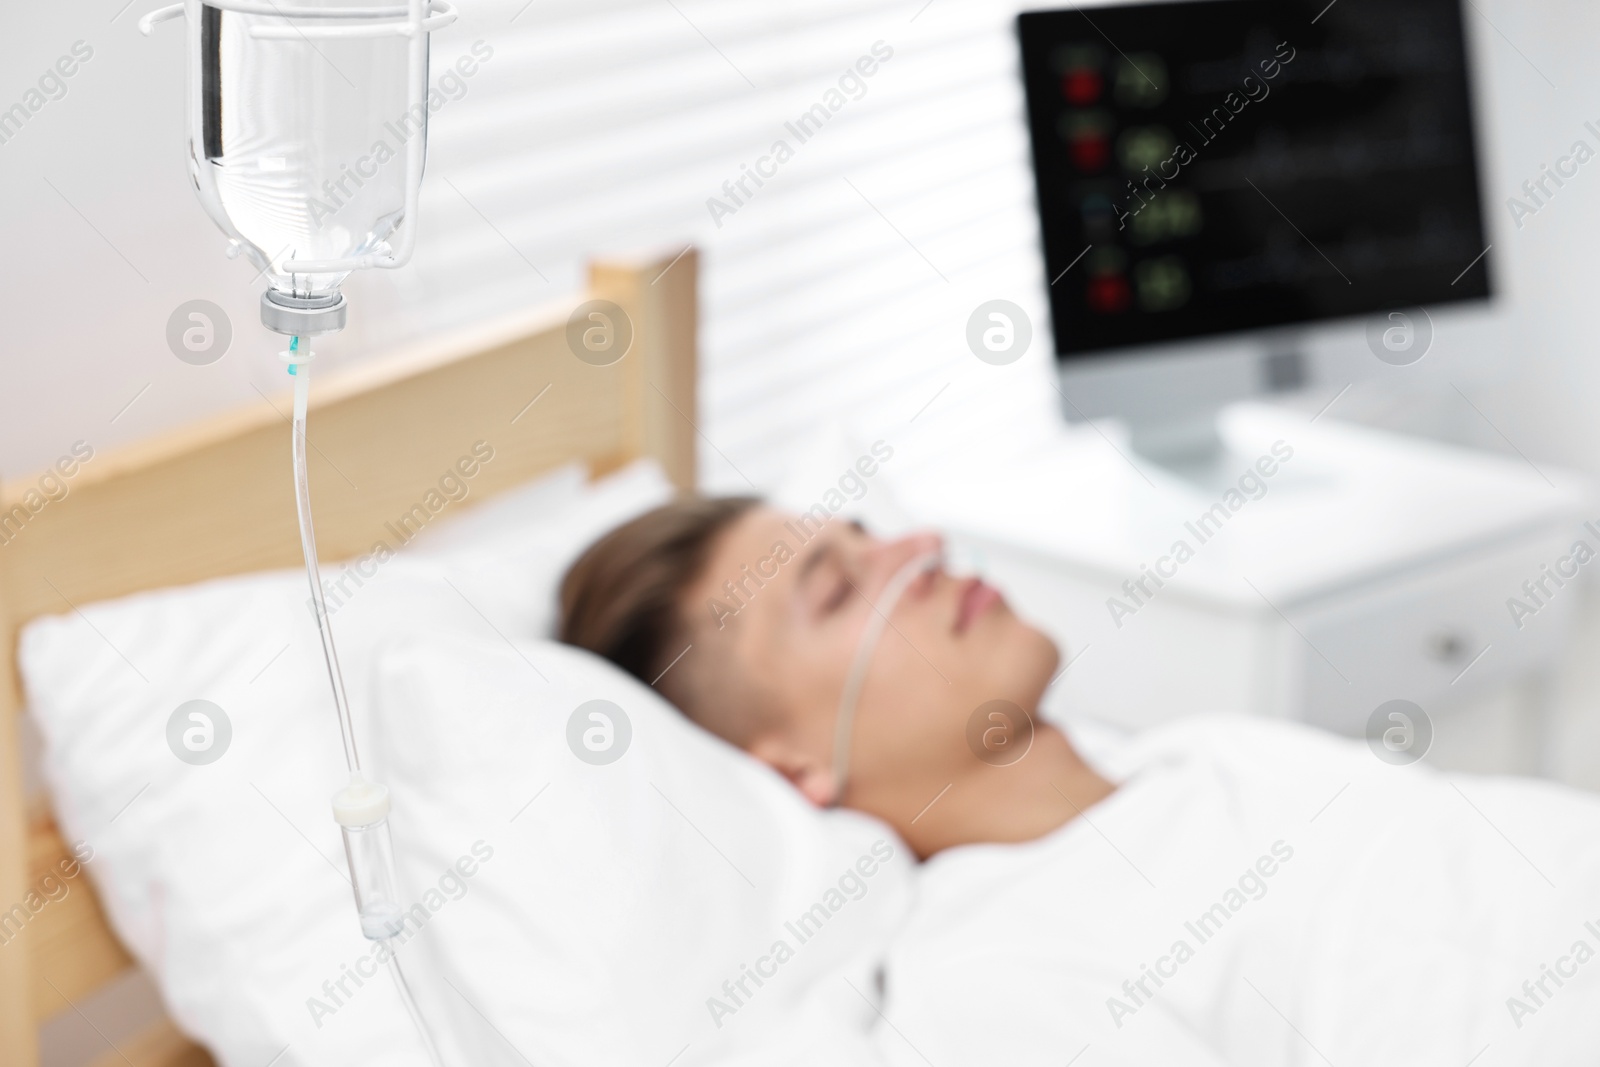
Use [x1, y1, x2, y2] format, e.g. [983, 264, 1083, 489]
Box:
[679, 507, 1060, 826]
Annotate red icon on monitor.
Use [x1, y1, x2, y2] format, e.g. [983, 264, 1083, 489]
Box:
[1061, 68, 1103, 104]
[1087, 274, 1132, 314]
[1069, 132, 1111, 172]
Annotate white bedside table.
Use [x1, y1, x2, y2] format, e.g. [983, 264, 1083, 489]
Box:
[884, 403, 1595, 776]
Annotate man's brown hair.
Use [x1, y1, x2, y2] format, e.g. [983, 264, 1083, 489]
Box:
[559, 496, 760, 717]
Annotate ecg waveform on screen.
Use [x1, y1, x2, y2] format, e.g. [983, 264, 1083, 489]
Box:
[1019, 0, 1491, 358]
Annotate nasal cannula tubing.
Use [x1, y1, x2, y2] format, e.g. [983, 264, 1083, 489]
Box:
[286, 336, 449, 1067]
[829, 551, 944, 803]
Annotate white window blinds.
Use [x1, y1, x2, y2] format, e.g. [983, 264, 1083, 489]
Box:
[348, 0, 1060, 490]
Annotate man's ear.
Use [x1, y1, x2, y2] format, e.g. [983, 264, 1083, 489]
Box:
[747, 734, 840, 808]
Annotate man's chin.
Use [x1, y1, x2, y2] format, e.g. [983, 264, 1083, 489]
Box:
[970, 622, 1060, 710]
[1022, 626, 1062, 703]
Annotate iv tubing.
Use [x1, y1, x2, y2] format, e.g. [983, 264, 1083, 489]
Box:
[829, 552, 943, 803]
[387, 951, 448, 1067]
[288, 340, 360, 774]
[287, 338, 449, 1067]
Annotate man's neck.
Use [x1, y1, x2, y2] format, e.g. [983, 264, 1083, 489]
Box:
[900, 725, 1115, 860]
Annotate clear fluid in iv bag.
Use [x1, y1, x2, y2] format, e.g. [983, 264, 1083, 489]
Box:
[186, 2, 427, 297]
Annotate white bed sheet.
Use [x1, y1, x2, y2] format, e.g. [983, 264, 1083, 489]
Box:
[875, 715, 1600, 1066]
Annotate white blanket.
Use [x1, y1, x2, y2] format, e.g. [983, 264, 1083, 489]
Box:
[875, 717, 1600, 1067]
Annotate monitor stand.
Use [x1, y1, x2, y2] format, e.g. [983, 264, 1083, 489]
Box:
[1119, 349, 1309, 493]
[1127, 412, 1238, 491]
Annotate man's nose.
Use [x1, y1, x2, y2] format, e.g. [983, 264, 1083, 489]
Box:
[869, 531, 944, 590]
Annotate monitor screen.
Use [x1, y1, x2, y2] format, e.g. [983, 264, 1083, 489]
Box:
[1017, 0, 1492, 360]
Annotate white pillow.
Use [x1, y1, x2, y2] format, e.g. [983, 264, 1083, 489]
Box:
[368, 633, 913, 1067]
[337, 457, 675, 640]
[21, 563, 457, 1067]
[16, 460, 669, 1066]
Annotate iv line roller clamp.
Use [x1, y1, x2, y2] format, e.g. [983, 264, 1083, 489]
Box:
[143, 2, 457, 1062]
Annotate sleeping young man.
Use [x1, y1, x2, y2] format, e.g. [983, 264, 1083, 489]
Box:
[559, 497, 1600, 1067]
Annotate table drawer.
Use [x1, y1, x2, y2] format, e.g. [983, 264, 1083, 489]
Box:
[1291, 529, 1582, 735]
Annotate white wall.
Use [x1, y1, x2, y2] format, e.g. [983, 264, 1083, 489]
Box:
[1469, 2, 1600, 471]
[1, 0, 1596, 489]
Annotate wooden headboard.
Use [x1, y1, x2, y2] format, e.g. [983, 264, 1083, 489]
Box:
[0, 248, 698, 1067]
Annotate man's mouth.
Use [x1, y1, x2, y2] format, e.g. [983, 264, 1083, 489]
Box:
[955, 577, 1002, 633]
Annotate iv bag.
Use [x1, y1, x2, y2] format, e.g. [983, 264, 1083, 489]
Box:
[180, 1, 438, 298]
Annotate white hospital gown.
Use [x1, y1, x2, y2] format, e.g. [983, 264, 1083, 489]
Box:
[875, 716, 1600, 1067]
